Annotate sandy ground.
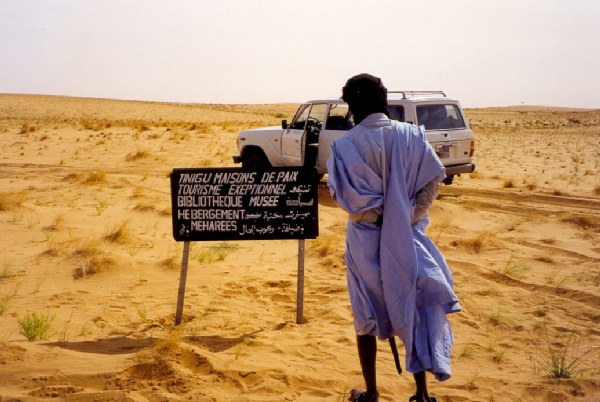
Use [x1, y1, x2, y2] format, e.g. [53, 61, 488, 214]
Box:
[0, 94, 598, 402]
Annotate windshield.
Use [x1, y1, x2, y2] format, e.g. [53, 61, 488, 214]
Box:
[416, 104, 465, 130]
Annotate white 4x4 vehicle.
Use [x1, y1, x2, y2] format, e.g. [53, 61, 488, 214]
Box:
[233, 91, 475, 184]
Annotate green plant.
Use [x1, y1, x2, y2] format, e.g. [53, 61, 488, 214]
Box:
[18, 312, 55, 341]
[532, 323, 599, 378]
[136, 305, 148, 321]
[482, 309, 510, 327]
[502, 255, 532, 277]
[1, 261, 13, 279]
[491, 348, 506, 363]
[95, 200, 110, 215]
[0, 285, 19, 316]
[460, 341, 477, 358]
[194, 242, 239, 264]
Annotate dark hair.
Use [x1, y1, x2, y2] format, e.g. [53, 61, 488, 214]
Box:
[342, 73, 388, 123]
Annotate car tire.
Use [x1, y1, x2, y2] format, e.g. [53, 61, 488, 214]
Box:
[242, 149, 271, 171]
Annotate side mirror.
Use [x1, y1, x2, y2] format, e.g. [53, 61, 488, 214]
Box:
[281, 119, 288, 129]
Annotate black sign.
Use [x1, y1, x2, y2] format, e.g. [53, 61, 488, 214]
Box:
[170, 167, 319, 241]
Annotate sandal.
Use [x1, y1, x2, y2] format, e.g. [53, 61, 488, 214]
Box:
[349, 388, 379, 402]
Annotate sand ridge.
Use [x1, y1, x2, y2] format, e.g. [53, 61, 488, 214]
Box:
[0, 95, 599, 401]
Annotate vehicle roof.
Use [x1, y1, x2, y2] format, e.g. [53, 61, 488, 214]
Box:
[305, 96, 459, 104]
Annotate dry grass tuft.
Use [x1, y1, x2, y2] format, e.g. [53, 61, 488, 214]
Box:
[73, 256, 116, 279]
[62, 172, 85, 182]
[125, 149, 151, 161]
[72, 239, 102, 258]
[503, 179, 515, 189]
[83, 171, 107, 185]
[45, 213, 66, 231]
[561, 215, 598, 230]
[133, 202, 156, 213]
[451, 232, 496, 253]
[309, 234, 342, 259]
[0, 191, 26, 211]
[130, 186, 146, 199]
[104, 220, 133, 244]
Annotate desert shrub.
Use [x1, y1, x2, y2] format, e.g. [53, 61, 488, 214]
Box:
[126, 150, 151, 161]
[0, 286, 19, 316]
[503, 179, 515, 189]
[83, 171, 107, 185]
[532, 323, 599, 378]
[19, 122, 37, 134]
[104, 220, 132, 244]
[73, 256, 115, 279]
[562, 215, 597, 230]
[18, 312, 55, 341]
[194, 242, 239, 264]
[309, 234, 340, 258]
[451, 232, 495, 253]
[0, 191, 26, 211]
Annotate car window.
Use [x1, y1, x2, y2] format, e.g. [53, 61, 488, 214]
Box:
[388, 105, 405, 122]
[308, 104, 328, 127]
[325, 104, 354, 130]
[416, 104, 465, 130]
[289, 104, 310, 130]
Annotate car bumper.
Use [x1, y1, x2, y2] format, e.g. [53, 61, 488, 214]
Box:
[445, 163, 475, 176]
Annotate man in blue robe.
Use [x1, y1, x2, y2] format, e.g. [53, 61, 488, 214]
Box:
[327, 74, 461, 402]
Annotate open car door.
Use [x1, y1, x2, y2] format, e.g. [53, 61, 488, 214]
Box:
[281, 103, 327, 166]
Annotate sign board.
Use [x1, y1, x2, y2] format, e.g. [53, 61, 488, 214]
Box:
[170, 167, 319, 241]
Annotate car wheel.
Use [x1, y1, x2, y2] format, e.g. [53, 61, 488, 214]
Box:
[242, 149, 271, 171]
[442, 175, 454, 185]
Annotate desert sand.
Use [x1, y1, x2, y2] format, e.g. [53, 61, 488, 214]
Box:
[0, 94, 598, 401]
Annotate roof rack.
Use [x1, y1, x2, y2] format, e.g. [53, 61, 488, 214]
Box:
[388, 90, 446, 99]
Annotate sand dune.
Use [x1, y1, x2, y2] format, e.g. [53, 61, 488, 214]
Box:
[0, 94, 598, 401]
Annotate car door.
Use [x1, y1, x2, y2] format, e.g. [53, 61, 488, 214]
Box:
[317, 103, 354, 173]
[281, 103, 327, 166]
[281, 104, 310, 166]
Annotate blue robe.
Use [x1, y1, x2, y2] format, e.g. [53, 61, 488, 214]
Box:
[327, 113, 460, 381]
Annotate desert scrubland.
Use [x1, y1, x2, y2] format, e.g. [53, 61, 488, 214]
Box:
[0, 94, 598, 401]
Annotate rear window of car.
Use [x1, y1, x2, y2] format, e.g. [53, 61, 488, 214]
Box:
[388, 105, 405, 122]
[416, 104, 465, 130]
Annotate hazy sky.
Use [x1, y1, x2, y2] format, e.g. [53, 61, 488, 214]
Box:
[1, 1, 599, 108]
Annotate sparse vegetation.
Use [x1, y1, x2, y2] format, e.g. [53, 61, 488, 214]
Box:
[0, 285, 19, 316]
[125, 149, 151, 161]
[95, 199, 110, 215]
[1, 96, 599, 401]
[501, 255, 532, 277]
[532, 323, 599, 379]
[104, 220, 132, 244]
[83, 171, 107, 185]
[0, 191, 26, 211]
[451, 231, 495, 253]
[73, 256, 115, 279]
[562, 215, 597, 230]
[193, 242, 240, 264]
[18, 312, 55, 341]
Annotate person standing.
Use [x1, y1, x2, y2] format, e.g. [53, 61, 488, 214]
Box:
[327, 74, 461, 402]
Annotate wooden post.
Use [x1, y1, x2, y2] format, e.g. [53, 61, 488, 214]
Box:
[296, 239, 305, 324]
[175, 241, 191, 326]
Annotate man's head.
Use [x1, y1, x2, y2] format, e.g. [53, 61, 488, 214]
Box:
[342, 73, 388, 124]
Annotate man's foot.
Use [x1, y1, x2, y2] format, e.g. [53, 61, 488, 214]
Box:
[349, 388, 379, 402]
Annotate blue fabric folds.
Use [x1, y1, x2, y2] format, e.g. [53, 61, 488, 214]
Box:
[327, 113, 460, 381]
